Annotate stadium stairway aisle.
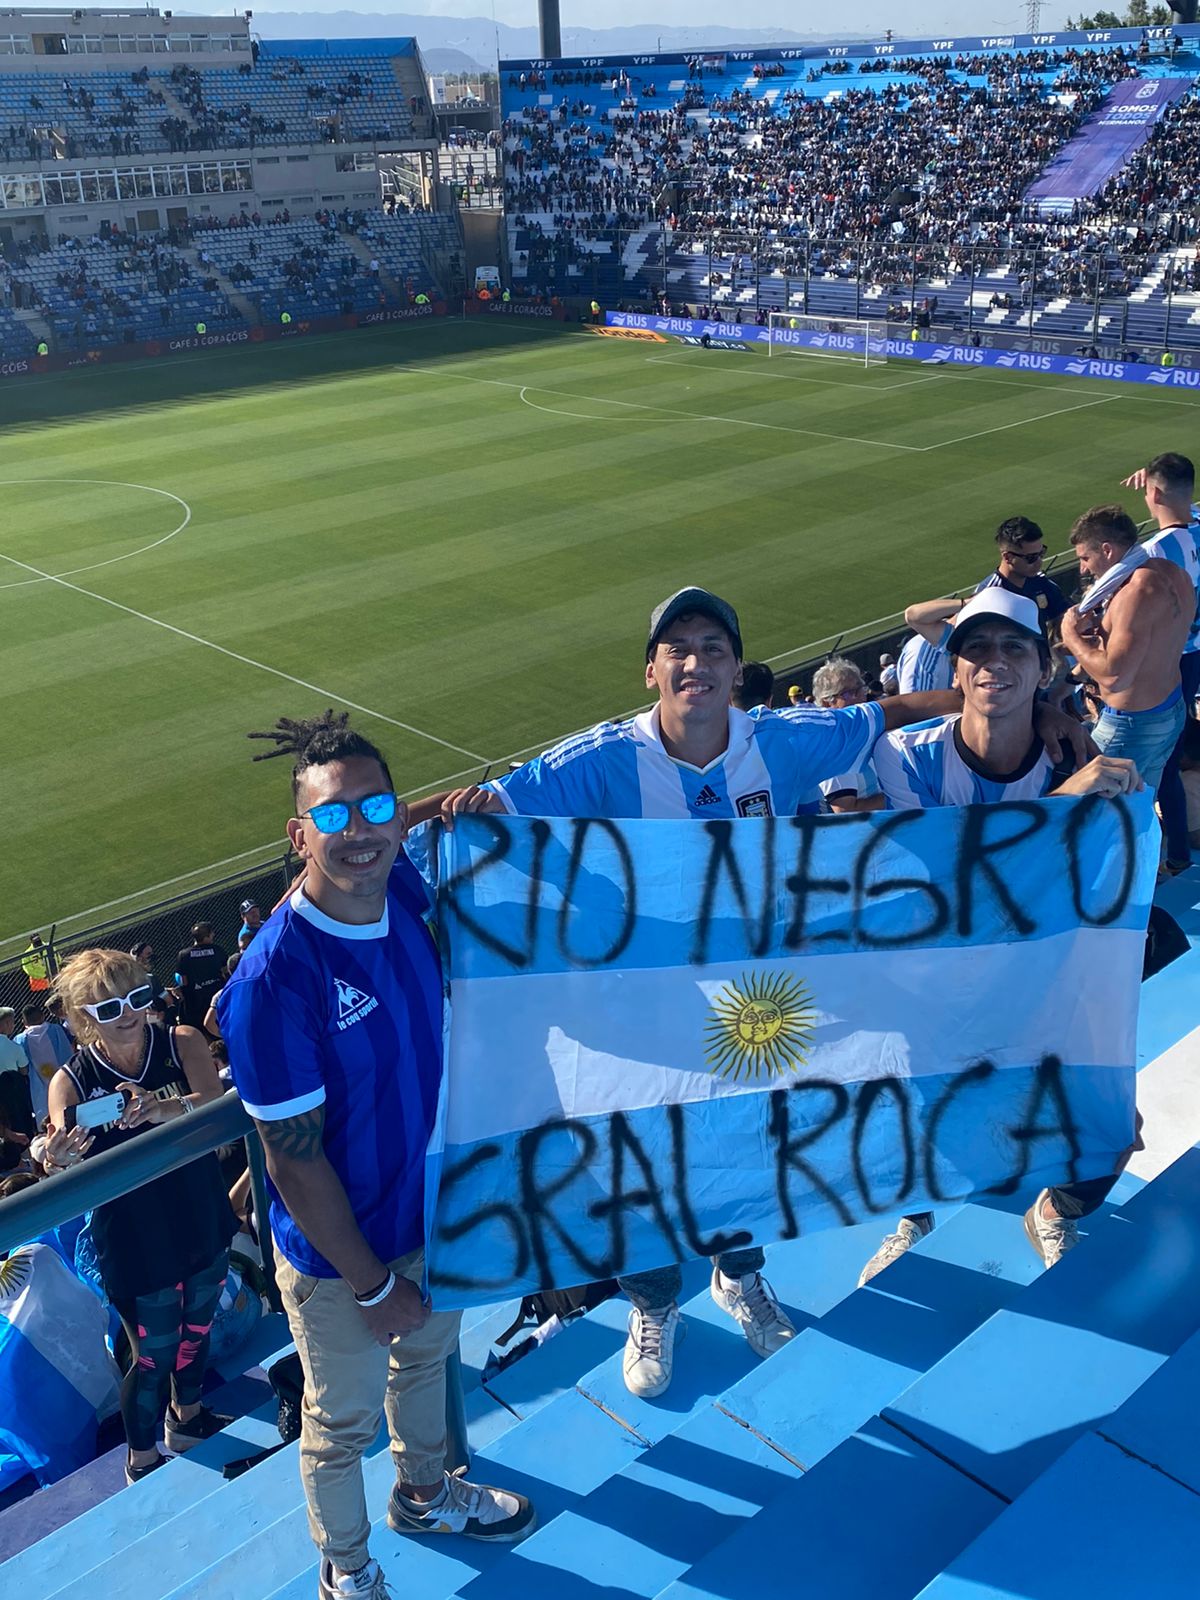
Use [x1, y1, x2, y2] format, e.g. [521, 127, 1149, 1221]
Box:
[3, 869, 1198, 1600]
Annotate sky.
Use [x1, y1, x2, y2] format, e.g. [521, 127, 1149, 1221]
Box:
[236, 1, 1080, 37]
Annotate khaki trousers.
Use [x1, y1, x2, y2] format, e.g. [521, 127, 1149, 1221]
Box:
[277, 1247, 462, 1574]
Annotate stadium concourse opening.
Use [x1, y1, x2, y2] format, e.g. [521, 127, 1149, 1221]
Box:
[3, 14, 1200, 1600]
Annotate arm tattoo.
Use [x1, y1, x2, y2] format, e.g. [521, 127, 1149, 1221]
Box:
[255, 1106, 325, 1162]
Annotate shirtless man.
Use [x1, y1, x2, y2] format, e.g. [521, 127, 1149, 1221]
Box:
[1061, 504, 1194, 792]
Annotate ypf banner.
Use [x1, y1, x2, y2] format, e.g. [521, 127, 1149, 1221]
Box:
[427, 801, 1155, 1305]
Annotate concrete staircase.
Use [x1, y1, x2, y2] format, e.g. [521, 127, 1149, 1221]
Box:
[182, 246, 259, 324]
[342, 231, 405, 301]
[3, 869, 1199, 1600]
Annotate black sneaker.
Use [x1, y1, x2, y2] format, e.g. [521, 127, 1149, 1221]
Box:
[125, 1451, 169, 1487]
[164, 1405, 233, 1454]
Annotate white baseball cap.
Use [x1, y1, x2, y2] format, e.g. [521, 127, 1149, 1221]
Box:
[947, 589, 1043, 655]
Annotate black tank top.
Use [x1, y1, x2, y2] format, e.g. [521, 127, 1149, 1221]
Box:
[63, 1023, 236, 1301]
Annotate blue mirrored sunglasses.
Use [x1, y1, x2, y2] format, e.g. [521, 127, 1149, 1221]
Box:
[303, 791, 400, 835]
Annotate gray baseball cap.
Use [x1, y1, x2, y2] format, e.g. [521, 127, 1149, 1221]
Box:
[647, 586, 743, 661]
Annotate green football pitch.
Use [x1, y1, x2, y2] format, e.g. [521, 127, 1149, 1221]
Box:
[2, 314, 1196, 946]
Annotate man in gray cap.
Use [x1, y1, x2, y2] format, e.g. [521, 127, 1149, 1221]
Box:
[419, 585, 1091, 1398]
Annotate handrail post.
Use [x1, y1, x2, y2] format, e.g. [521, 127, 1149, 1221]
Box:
[245, 1125, 282, 1313]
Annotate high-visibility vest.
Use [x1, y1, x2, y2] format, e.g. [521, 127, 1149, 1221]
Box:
[22, 944, 51, 991]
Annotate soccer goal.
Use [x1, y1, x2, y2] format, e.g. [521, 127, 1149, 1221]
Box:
[767, 312, 888, 367]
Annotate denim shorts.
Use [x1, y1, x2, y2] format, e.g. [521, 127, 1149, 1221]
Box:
[1092, 688, 1186, 794]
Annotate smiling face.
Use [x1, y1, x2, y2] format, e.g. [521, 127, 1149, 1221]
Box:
[286, 755, 408, 922]
[953, 620, 1049, 719]
[646, 611, 743, 731]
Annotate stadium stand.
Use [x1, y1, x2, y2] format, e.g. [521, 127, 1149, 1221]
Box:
[499, 29, 1200, 354]
[0, 12, 457, 360]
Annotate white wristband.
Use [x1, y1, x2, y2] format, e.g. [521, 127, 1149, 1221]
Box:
[354, 1270, 395, 1308]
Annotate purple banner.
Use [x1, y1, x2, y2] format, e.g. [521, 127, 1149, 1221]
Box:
[1026, 75, 1192, 211]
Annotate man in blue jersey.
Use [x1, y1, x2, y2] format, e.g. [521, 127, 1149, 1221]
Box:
[219, 712, 534, 1600]
[859, 590, 1139, 1285]
[423, 586, 1088, 1399]
[897, 594, 962, 693]
[975, 516, 1069, 628]
[1120, 453, 1200, 871]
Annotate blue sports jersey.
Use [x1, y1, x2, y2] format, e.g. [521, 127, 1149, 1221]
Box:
[897, 624, 954, 694]
[218, 855, 442, 1278]
[1143, 522, 1200, 653]
[485, 701, 885, 819]
[975, 569, 1069, 624]
[874, 715, 1057, 808]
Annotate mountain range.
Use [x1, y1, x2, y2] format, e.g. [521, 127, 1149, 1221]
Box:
[235, 13, 859, 74]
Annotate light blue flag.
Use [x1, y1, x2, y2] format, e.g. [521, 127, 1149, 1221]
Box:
[427, 797, 1157, 1307]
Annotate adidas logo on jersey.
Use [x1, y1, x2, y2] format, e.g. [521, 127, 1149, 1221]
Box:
[692, 785, 721, 808]
[334, 977, 379, 1031]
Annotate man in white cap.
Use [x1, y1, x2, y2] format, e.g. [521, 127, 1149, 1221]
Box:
[858, 589, 1141, 1284]
[419, 586, 1093, 1396]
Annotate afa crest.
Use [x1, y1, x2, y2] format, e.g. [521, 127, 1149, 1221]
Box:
[704, 970, 816, 1082]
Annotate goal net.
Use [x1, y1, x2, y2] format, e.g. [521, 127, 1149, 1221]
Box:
[767, 312, 888, 367]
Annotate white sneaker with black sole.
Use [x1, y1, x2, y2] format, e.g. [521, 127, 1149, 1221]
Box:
[623, 1302, 684, 1397]
[387, 1467, 536, 1542]
[710, 1270, 796, 1358]
[318, 1556, 391, 1598]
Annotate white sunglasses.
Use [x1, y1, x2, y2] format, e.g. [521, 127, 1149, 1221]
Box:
[80, 984, 156, 1024]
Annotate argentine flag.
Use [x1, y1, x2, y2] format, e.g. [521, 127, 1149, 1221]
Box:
[427, 799, 1156, 1307]
[0, 1244, 121, 1485]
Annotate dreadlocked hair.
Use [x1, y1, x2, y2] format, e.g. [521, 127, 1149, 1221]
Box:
[248, 710, 393, 808]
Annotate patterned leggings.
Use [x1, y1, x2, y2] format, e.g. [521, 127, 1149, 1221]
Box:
[111, 1251, 228, 1452]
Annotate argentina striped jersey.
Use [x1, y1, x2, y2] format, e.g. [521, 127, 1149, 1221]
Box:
[874, 715, 1058, 809]
[897, 623, 954, 693]
[1143, 522, 1200, 653]
[485, 701, 885, 819]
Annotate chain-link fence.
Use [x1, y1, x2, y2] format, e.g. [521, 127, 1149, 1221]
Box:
[0, 854, 295, 1018]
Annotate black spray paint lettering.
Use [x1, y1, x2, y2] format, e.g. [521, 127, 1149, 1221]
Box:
[440, 800, 1137, 971]
[429, 1056, 1089, 1292]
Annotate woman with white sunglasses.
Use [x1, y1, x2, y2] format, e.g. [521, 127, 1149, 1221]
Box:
[47, 948, 236, 1484]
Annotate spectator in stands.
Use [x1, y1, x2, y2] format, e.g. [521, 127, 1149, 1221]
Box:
[45, 948, 235, 1485]
[859, 590, 1141, 1283]
[810, 659, 885, 814]
[976, 517, 1069, 628]
[423, 586, 1090, 1399]
[15, 1001, 72, 1130]
[878, 653, 899, 695]
[1062, 505, 1194, 795]
[0, 1007, 33, 1139]
[898, 596, 962, 692]
[1120, 453, 1200, 873]
[239, 898, 264, 941]
[219, 711, 534, 1600]
[175, 920, 227, 1033]
[730, 660, 774, 710]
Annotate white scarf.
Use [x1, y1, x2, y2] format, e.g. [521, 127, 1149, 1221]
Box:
[1077, 543, 1149, 615]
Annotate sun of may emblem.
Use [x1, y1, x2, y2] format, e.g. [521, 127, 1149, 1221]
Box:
[704, 970, 817, 1082]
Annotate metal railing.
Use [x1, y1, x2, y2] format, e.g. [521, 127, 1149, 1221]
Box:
[0, 1088, 280, 1308]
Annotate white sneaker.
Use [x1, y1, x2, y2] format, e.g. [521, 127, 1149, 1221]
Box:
[623, 1303, 684, 1397]
[710, 1270, 796, 1358]
[1024, 1189, 1080, 1268]
[387, 1468, 536, 1543]
[318, 1557, 390, 1599]
[858, 1214, 934, 1287]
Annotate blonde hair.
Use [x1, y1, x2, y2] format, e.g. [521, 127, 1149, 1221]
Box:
[56, 948, 152, 1046]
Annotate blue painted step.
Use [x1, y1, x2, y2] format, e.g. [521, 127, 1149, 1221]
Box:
[574, 1223, 893, 1446]
[263, 1385, 640, 1600]
[914, 1430, 1200, 1600]
[884, 1145, 1200, 1502]
[1097, 1322, 1200, 1494]
[454, 1400, 800, 1600]
[656, 1415, 1001, 1600]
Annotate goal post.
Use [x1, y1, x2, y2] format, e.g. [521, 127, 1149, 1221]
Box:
[767, 312, 888, 367]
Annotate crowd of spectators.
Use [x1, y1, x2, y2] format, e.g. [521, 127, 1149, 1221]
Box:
[502, 42, 1200, 317]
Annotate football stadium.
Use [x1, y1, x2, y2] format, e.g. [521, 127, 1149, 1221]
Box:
[2, 7, 1200, 1598]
